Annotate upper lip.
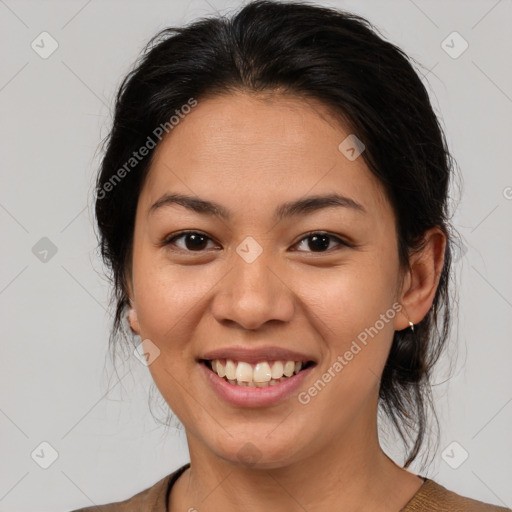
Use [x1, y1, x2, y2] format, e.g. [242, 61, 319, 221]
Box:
[199, 346, 317, 365]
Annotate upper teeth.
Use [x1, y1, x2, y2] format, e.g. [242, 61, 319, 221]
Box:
[210, 359, 304, 383]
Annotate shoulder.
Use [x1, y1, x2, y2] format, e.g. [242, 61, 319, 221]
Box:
[68, 463, 190, 512]
[402, 479, 511, 512]
[68, 474, 170, 512]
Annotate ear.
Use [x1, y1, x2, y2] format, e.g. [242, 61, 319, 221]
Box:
[127, 302, 141, 335]
[395, 227, 446, 330]
[125, 278, 140, 335]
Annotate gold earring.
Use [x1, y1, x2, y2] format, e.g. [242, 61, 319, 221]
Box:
[400, 303, 414, 332]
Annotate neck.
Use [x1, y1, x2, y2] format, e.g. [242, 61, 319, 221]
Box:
[169, 406, 423, 512]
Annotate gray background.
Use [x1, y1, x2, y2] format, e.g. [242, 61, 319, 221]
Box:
[1, 0, 511, 510]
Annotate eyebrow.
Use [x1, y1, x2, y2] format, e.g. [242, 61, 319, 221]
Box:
[148, 192, 366, 220]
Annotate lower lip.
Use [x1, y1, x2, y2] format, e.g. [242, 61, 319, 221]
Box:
[199, 361, 315, 408]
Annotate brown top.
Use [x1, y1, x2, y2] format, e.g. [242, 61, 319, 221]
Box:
[70, 462, 511, 511]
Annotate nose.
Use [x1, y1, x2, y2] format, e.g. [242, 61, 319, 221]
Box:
[210, 251, 295, 330]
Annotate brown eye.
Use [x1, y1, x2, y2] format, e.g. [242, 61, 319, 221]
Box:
[164, 231, 218, 252]
[293, 232, 348, 253]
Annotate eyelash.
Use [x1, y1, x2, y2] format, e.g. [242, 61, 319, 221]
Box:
[161, 230, 351, 254]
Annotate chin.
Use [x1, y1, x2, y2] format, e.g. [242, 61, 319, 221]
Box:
[207, 433, 306, 470]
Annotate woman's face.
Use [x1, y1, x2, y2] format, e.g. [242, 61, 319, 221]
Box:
[127, 91, 412, 468]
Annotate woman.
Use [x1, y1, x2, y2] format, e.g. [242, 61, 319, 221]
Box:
[72, 1, 510, 510]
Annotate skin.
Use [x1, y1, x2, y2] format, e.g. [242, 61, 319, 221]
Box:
[126, 91, 446, 511]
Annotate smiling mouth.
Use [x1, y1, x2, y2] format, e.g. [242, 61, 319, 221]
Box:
[200, 358, 316, 388]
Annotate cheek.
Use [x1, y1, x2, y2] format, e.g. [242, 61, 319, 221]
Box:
[130, 250, 219, 419]
[303, 258, 398, 337]
[294, 267, 399, 430]
[298, 253, 400, 383]
[133, 265, 214, 343]
[129, 242, 206, 364]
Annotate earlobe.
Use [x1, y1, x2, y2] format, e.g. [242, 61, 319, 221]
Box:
[395, 227, 446, 331]
[127, 303, 140, 335]
[125, 275, 140, 335]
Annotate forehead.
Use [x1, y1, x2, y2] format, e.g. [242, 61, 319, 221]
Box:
[140, 91, 391, 221]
